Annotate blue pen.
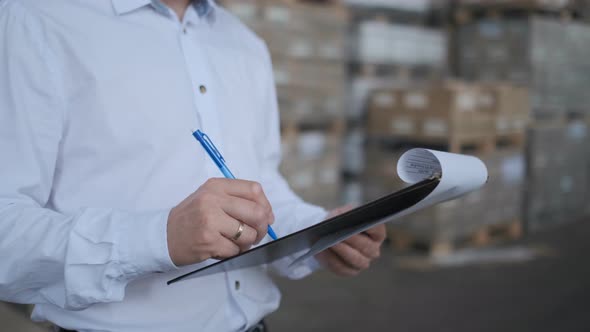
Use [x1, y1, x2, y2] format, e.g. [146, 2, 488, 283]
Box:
[192, 129, 278, 240]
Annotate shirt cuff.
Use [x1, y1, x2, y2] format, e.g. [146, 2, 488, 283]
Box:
[117, 209, 178, 277]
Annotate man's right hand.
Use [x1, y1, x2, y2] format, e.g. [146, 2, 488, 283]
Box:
[166, 178, 275, 266]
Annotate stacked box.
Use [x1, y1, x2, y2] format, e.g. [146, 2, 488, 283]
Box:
[346, 3, 449, 196]
[367, 82, 499, 141]
[220, 0, 349, 124]
[364, 81, 530, 246]
[277, 85, 345, 124]
[257, 0, 349, 125]
[525, 121, 589, 231]
[347, 3, 449, 122]
[478, 84, 530, 136]
[280, 129, 343, 208]
[221, 0, 349, 208]
[257, 2, 349, 62]
[389, 150, 526, 244]
[456, 16, 590, 118]
[273, 58, 346, 124]
[354, 22, 448, 68]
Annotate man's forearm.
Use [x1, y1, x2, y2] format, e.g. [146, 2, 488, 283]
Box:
[0, 202, 175, 309]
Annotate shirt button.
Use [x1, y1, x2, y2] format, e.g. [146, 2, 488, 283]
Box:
[183, 28, 187, 34]
[199, 85, 207, 94]
[234, 280, 240, 291]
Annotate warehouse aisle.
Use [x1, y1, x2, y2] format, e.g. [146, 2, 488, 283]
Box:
[268, 219, 590, 332]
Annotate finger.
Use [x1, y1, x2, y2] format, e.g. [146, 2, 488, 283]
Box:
[220, 196, 272, 244]
[327, 204, 355, 219]
[209, 235, 241, 260]
[343, 234, 381, 260]
[319, 249, 361, 277]
[330, 242, 371, 271]
[219, 219, 258, 252]
[364, 224, 387, 242]
[205, 178, 273, 214]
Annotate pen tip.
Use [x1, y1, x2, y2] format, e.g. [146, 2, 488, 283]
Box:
[267, 226, 278, 240]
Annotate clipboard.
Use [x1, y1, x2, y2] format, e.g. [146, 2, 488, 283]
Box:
[167, 176, 440, 285]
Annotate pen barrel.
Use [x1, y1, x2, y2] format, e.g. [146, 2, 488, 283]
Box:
[220, 166, 235, 179]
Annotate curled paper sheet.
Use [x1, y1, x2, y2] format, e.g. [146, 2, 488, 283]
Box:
[396, 148, 489, 215]
[168, 149, 488, 283]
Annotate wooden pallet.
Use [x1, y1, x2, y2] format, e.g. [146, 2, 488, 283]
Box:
[352, 9, 432, 26]
[281, 118, 345, 141]
[532, 109, 590, 126]
[454, 3, 574, 25]
[495, 131, 527, 149]
[386, 228, 455, 257]
[387, 219, 524, 257]
[264, 0, 349, 16]
[351, 62, 446, 82]
[470, 219, 523, 247]
[367, 131, 525, 155]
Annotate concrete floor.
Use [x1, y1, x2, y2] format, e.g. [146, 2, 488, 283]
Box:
[268, 219, 590, 332]
[2, 219, 589, 332]
[0, 303, 48, 332]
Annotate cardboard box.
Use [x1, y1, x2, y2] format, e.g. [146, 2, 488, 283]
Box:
[456, 17, 590, 118]
[278, 85, 346, 124]
[355, 21, 448, 68]
[280, 129, 343, 208]
[525, 121, 589, 231]
[367, 82, 497, 140]
[478, 84, 531, 135]
[258, 0, 349, 61]
[272, 57, 346, 92]
[221, 0, 349, 127]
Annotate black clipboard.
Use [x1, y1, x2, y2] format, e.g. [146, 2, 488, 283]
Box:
[167, 176, 440, 285]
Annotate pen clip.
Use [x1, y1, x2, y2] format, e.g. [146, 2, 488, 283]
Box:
[199, 131, 225, 163]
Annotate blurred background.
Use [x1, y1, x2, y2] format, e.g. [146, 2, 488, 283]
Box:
[3, 0, 590, 331]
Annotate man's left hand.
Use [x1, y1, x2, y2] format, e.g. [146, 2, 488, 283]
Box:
[315, 205, 387, 276]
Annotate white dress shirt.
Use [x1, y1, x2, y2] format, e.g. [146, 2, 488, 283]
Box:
[0, 0, 327, 331]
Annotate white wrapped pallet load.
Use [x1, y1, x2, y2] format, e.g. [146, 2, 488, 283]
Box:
[345, 0, 434, 12]
[356, 22, 447, 67]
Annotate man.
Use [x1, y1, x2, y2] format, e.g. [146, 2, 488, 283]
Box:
[0, 0, 386, 331]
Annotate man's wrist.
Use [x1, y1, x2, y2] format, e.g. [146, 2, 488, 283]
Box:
[117, 209, 179, 278]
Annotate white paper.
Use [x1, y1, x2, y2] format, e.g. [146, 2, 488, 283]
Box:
[397, 149, 488, 210]
[291, 149, 488, 266]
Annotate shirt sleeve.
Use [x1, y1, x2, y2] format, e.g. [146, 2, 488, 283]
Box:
[0, 2, 177, 310]
[254, 42, 329, 279]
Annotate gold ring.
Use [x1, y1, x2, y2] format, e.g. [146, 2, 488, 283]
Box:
[233, 222, 244, 241]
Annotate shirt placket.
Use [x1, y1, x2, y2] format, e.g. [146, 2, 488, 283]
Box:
[177, 9, 251, 331]
[178, 17, 224, 179]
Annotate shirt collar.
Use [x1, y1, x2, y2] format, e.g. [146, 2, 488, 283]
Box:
[112, 0, 214, 18]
